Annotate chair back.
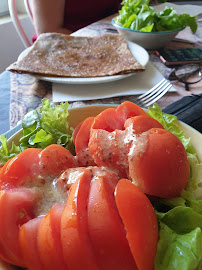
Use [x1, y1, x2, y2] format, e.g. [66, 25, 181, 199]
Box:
[8, 0, 33, 48]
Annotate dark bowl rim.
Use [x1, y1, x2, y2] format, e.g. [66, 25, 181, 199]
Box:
[111, 18, 185, 34]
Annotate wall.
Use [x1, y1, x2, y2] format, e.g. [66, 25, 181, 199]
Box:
[0, 17, 34, 73]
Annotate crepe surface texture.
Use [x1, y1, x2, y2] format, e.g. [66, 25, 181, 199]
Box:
[7, 33, 145, 78]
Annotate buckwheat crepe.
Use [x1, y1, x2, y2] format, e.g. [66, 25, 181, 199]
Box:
[7, 32, 145, 78]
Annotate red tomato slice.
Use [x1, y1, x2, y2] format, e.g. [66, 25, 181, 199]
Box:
[88, 174, 137, 270]
[72, 120, 84, 144]
[38, 204, 66, 270]
[89, 129, 118, 169]
[61, 169, 98, 270]
[124, 115, 164, 133]
[74, 117, 96, 167]
[74, 117, 95, 153]
[0, 188, 36, 267]
[115, 179, 158, 270]
[116, 101, 147, 128]
[0, 148, 42, 189]
[39, 144, 77, 177]
[129, 128, 190, 198]
[89, 129, 131, 178]
[91, 108, 123, 131]
[19, 217, 43, 270]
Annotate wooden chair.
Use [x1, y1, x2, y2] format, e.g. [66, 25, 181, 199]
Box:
[8, 0, 33, 48]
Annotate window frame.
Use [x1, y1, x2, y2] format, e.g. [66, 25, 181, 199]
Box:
[0, 0, 9, 17]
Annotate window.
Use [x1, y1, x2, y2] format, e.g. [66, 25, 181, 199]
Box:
[0, 0, 9, 16]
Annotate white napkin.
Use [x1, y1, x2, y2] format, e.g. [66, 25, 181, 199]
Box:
[52, 61, 175, 102]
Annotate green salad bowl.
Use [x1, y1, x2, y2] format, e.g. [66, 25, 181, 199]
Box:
[112, 18, 185, 50]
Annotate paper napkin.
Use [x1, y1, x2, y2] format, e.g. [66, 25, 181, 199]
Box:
[52, 61, 175, 102]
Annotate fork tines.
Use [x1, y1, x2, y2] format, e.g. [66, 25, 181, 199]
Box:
[135, 79, 172, 108]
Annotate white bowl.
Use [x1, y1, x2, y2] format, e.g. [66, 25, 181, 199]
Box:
[112, 18, 184, 50]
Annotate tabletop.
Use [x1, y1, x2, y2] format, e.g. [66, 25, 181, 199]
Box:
[7, 8, 202, 130]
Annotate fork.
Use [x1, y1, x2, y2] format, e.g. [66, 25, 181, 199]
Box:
[131, 79, 172, 108]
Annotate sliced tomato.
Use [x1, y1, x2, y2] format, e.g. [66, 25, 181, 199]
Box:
[124, 115, 164, 133]
[74, 117, 95, 153]
[0, 148, 42, 189]
[38, 204, 66, 270]
[19, 217, 43, 270]
[89, 129, 131, 178]
[91, 108, 123, 131]
[88, 174, 137, 270]
[72, 120, 84, 144]
[0, 188, 36, 267]
[116, 101, 147, 128]
[115, 179, 158, 270]
[74, 117, 96, 166]
[89, 129, 118, 168]
[55, 167, 87, 193]
[61, 169, 98, 270]
[129, 128, 190, 198]
[39, 144, 77, 177]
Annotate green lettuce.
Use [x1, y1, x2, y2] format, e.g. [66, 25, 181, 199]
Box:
[114, 0, 197, 33]
[0, 135, 21, 166]
[148, 104, 202, 269]
[0, 99, 74, 166]
[156, 206, 202, 234]
[155, 222, 202, 270]
[20, 99, 73, 150]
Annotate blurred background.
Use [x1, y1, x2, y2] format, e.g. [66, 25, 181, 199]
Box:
[0, 0, 201, 73]
[0, 0, 34, 73]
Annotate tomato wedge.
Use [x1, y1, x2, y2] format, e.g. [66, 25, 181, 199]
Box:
[74, 117, 95, 153]
[0, 188, 36, 267]
[38, 204, 66, 270]
[116, 101, 147, 128]
[19, 217, 43, 270]
[89, 129, 130, 177]
[39, 144, 77, 177]
[129, 128, 190, 198]
[91, 108, 123, 131]
[74, 117, 96, 166]
[91, 102, 147, 132]
[72, 120, 84, 144]
[88, 174, 137, 270]
[0, 148, 42, 189]
[115, 179, 158, 270]
[61, 169, 98, 270]
[124, 115, 164, 133]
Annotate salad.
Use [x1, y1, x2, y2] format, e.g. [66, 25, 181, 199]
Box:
[114, 0, 197, 33]
[0, 99, 201, 270]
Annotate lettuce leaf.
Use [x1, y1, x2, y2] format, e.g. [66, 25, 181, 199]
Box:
[20, 99, 73, 150]
[0, 135, 21, 166]
[115, 0, 197, 33]
[156, 206, 202, 234]
[148, 104, 202, 269]
[155, 222, 202, 270]
[0, 99, 74, 166]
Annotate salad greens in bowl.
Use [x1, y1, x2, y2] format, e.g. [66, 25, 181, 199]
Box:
[0, 99, 202, 270]
[112, 0, 197, 49]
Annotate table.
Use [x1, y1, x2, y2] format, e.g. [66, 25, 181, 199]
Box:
[6, 11, 202, 130]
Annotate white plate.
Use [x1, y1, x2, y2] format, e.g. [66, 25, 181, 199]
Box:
[1, 104, 202, 270]
[17, 42, 149, 85]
